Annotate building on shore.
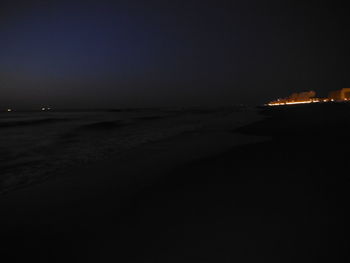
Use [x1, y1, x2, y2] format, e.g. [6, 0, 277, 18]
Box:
[267, 88, 350, 106]
[328, 88, 350, 101]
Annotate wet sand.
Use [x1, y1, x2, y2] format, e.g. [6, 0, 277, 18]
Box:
[1, 104, 348, 262]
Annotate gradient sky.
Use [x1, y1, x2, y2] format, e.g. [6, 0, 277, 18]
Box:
[1, 0, 349, 109]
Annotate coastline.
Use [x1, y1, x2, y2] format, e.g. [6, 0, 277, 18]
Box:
[1, 103, 347, 262]
[0, 108, 266, 262]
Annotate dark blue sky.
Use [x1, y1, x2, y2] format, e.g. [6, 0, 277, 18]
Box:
[1, 0, 349, 109]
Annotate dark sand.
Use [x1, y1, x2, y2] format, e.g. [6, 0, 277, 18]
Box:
[1, 104, 348, 262]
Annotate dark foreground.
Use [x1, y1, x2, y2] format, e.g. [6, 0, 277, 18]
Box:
[1, 103, 349, 262]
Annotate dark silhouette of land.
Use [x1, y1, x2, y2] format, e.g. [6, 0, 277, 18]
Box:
[0, 103, 348, 262]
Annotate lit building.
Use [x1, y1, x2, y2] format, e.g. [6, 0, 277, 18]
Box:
[267, 88, 350, 106]
[267, 90, 317, 106]
[328, 88, 350, 101]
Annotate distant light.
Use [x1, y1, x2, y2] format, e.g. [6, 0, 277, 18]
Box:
[7, 109, 12, 112]
[284, 100, 313, 105]
[268, 100, 315, 106]
[42, 107, 46, 111]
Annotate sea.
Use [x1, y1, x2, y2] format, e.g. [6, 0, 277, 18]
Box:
[0, 106, 253, 193]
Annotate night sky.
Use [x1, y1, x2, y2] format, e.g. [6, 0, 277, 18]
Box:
[1, 0, 349, 109]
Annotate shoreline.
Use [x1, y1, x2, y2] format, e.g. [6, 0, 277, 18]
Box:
[1, 104, 347, 262]
[0, 107, 261, 195]
[0, 109, 266, 206]
[0, 109, 266, 253]
[0, 108, 267, 262]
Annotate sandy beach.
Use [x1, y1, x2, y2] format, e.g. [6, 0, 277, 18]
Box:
[0, 104, 348, 262]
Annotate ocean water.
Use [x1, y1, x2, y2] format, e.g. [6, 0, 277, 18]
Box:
[0, 107, 251, 193]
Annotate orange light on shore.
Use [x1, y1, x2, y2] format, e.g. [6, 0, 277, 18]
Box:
[284, 100, 315, 105]
[267, 100, 316, 106]
[267, 89, 350, 106]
